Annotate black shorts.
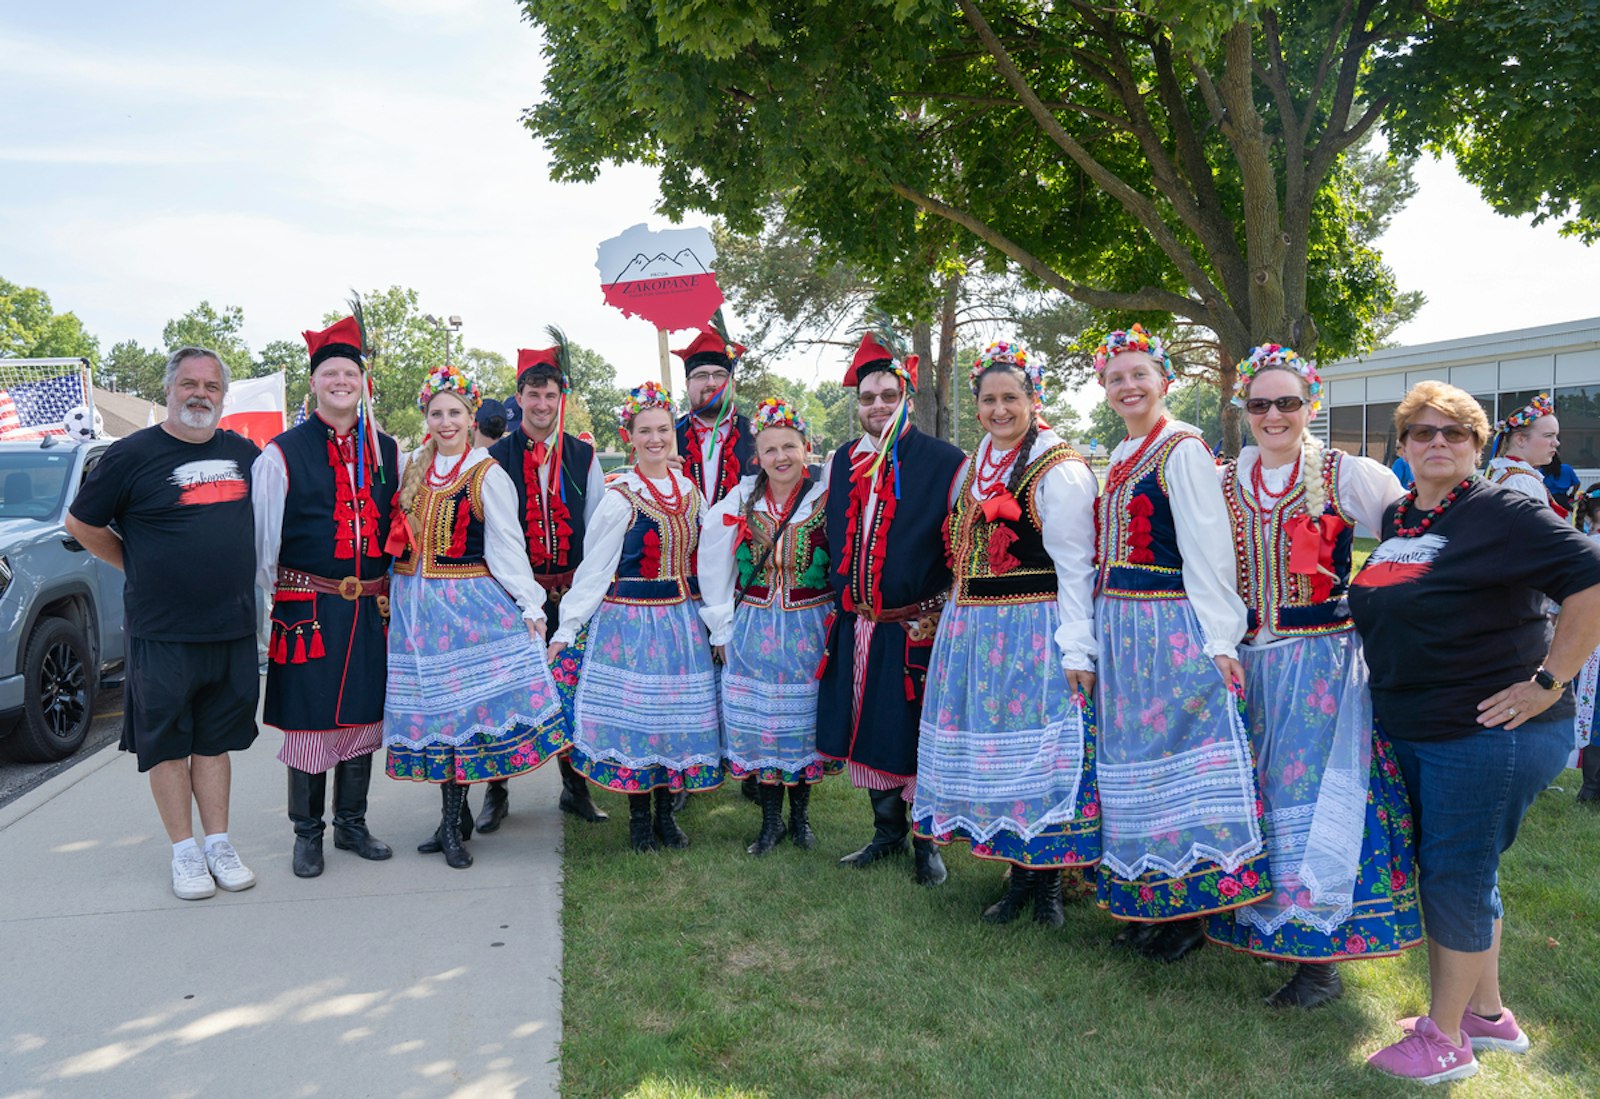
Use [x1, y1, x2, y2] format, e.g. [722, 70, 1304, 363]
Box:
[123, 636, 260, 772]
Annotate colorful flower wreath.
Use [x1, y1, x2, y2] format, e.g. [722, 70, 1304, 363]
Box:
[1232, 343, 1324, 414]
[417, 362, 482, 412]
[1092, 323, 1175, 383]
[615, 380, 674, 439]
[753, 395, 808, 436]
[1496, 391, 1554, 436]
[968, 340, 1044, 409]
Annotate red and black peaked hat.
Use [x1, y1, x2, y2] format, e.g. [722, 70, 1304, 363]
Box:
[843, 331, 919, 392]
[516, 326, 571, 392]
[671, 328, 747, 371]
[304, 315, 366, 372]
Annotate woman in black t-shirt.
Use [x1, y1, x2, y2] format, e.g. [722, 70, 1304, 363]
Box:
[1350, 380, 1600, 1084]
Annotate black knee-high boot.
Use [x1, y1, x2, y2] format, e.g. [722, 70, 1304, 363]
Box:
[418, 782, 474, 853]
[654, 786, 690, 849]
[332, 754, 392, 860]
[628, 794, 658, 852]
[838, 788, 909, 867]
[1579, 747, 1600, 806]
[1266, 962, 1344, 1009]
[476, 779, 510, 833]
[558, 755, 608, 822]
[287, 767, 327, 878]
[981, 867, 1035, 924]
[787, 783, 817, 849]
[747, 784, 788, 856]
[1031, 869, 1066, 927]
[437, 783, 473, 869]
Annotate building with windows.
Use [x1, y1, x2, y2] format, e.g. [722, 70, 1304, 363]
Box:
[1318, 316, 1600, 483]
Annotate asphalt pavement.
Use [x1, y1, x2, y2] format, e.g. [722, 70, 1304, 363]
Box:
[0, 693, 564, 1098]
[0, 684, 126, 809]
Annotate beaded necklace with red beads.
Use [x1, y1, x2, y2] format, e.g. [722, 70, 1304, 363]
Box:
[1104, 416, 1169, 497]
[637, 466, 689, 515]
[1391, 476, 1475, 538]
[974, 437, 1023, 497]
[1249, 453, 1301, 507]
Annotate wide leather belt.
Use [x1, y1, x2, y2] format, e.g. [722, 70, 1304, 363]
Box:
[852, 591, 947, 640]
[276, 567, 391, 601]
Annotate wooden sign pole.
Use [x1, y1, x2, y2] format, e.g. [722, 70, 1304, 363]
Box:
[657, 329, 672, 393]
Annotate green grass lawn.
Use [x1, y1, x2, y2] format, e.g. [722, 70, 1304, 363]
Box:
[561, 774, 1600, 1098]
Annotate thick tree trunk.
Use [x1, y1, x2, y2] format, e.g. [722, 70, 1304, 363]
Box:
[1219, 353, 1242, 458]
[911, 320, 937, 438]
[935, 272, 960, 442]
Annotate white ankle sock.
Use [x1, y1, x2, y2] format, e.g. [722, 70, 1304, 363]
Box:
[202, 832, 230, 852]
[172, 838, 199, 859]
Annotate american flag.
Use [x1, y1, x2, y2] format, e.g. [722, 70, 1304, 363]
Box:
[0, 371, 85, 441]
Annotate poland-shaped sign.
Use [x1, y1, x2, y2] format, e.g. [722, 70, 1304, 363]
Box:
[596, 223, 724, 333]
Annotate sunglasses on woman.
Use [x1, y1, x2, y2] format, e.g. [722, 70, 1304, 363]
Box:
[1401, 423, 1475, 444]
[1243, 396, 1306, 414]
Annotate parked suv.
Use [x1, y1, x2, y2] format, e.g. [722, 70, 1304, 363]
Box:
[0, 436, 125, 761]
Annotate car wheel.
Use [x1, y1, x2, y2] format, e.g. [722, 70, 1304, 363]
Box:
[7, 617, 95, 762]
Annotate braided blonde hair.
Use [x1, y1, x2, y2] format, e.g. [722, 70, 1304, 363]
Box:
[398, 435, 439, 513]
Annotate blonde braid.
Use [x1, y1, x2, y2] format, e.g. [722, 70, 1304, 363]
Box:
[1300, 429, 1328, 518]
[398, 436, 439, 513]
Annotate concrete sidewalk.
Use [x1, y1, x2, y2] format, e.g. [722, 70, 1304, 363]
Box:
[0, 727, 564, 1098]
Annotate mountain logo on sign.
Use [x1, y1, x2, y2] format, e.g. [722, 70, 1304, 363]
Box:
[609, 249, 710, 283]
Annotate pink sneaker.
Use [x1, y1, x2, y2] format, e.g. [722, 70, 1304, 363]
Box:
[1368, 1016, 1478, 1084]
[1399, 1006, 1530, 1054]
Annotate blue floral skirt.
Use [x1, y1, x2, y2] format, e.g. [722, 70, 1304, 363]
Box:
[568, 597, 724, 794]
[383, 573, 568, 784]
[911, 599, 1100, 869]
[1093, 593, 1270, 920]
[723, 601, 839, 786]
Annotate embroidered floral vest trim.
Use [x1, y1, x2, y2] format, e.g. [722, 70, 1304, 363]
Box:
[392, 460, 492, 579]
[948, 443, 1082, 606]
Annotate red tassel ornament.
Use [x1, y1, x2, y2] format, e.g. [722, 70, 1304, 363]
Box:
[308, 623, 326, 659]
[291, 630, 308, 664]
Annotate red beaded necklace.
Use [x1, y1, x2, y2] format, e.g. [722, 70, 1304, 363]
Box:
[975, 437, 1023, 495]
[1392, 476, 1475, 538]
[1104, 416, 1168, 496]
[764, 478, 806, 527]
[1250, 453, 1301, 507]
[637, 466, 688, 514]
[424, 448, 470, 488]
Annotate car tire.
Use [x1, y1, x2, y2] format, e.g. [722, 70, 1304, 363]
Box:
[6, 617, 95, 763]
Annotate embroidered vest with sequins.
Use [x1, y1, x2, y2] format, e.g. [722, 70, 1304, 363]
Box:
[1094, 432, 1195, 599]
[393, 459, 492, 579]
[606, 480, 704, 605]
[1224, 449, 1356, 640]
[948, 443, 1083, 605]
[735, 495, 831, 610]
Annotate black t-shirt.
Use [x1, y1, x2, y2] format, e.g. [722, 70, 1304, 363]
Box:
[1349, 479, 1600, 741]
[70, 426, 261, 642]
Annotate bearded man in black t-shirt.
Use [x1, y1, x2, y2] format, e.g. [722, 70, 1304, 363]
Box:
[67, 347, 263, 903]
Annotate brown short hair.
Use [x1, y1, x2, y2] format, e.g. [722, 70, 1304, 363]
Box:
[1394, 380, 1491, 451]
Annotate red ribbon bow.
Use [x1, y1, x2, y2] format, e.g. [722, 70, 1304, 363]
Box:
[1285, 513, 1348, 602]
[979, 485, 1022, 523]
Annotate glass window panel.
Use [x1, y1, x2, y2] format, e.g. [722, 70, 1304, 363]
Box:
[1555, 385, 1600, 471]
[1329, 405, 1363, 457]
[1365, 401, 1400, 465]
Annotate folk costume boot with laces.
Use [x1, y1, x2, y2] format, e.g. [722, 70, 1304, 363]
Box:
[418, 783, 474, 854]
[747, 783, 788, 856]
[628, 794, 658, 852]
[331, 754, 392, 861]
[839, 788, 909, 868]
[287, 767, 327, 879]
[981, 867, 1035, 924]
[1031, 869, 1066, 927]
[436, 783, 473, 869]
[787, 783, 818, 849]
[558, 755, 608, 822]
[654, 786, 690, 849]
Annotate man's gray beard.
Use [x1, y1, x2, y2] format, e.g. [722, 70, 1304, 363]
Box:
[178, 401, 220, 429]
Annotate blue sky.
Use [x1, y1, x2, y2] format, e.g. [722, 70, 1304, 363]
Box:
[3, 0, 1597, 409]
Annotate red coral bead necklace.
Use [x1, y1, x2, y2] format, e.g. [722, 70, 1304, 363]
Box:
[1105, 416, 1168, 496]
[1392, 476, 1475, 538]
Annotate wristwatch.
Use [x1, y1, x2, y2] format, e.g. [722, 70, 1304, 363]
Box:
[1533, 666, 1567, 692]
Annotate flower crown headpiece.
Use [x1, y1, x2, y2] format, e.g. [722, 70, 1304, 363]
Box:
[753, 395, 808, 436]
[969, 340, 1044, 410]
[1092, 323, 1174, 383]
[1232, 344, 1323, 414]
[417, 363, 482, 412]
[616, 380, 674, 438]
[1496, 392, 1554, 436]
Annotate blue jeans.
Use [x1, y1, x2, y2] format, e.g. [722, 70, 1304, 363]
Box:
[1388, 715, 1570, 953]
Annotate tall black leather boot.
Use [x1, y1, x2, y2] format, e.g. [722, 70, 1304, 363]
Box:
[787, 783, 817, 850]
[741, 774, 760, 803]
[332, 754, 392, 861]
[1578, 747, 1600, 807]
[838, 788, 909, 868]
[287, 767, 327, 878]
[981, 867, 1035, 924]
[437, 783, 473, 869]
[1031, 869, 1066, 927]
[558, 755, 608, 822]
[654, 786, 690, 849]
[747, 783, 788, 856]
[628, 794, 659, 852]
[417, 781, 474, 853]
[912, 835, 948, 887]
[1145, 917, 1205, 963]
[1266, 962, 1344, 1009]
[476, 779, 510, 833]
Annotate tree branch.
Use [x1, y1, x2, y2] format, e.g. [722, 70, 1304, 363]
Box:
[892, 91, 1129, 129]
[889, 180, 1211, 322]
[954, 0, 1233, 323]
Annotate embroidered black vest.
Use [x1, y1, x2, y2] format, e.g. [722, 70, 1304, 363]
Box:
[487, 426, 595, 578]
[948, 443, 1083, 605]
[1094, 432, 1198, 599]
[274, 414, 398, 581]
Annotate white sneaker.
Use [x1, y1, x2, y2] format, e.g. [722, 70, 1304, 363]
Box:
[204, 840, 256, 892]
[172, 848, 216, 900]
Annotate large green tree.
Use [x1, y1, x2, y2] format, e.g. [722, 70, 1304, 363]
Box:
[162, 301, 254, 377]
[520, 1, 1581, 452]
[0, 277, 99, 362]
